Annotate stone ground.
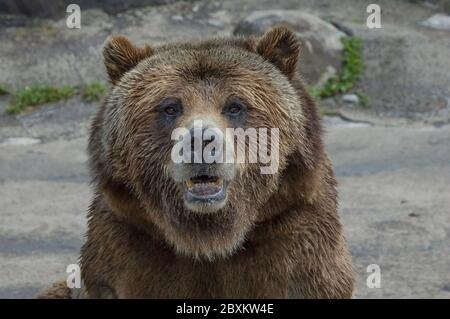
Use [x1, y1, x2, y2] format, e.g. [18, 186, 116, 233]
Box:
[0, 99, 449, 299]
[0, 0, 449, 298]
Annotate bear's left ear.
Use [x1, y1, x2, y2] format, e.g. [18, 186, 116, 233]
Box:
[256, 26, 300, 79]
[103, 35, 154, 84]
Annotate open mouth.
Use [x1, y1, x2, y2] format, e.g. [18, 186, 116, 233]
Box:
[185, 175, 226, 202]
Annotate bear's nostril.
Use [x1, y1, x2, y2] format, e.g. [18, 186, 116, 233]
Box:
[203, 135, 214, 148]
[188, 127, 220, 162]
[189, 128, 214, 147]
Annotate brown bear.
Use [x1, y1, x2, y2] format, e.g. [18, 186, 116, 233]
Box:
[37, 26, 354, 299]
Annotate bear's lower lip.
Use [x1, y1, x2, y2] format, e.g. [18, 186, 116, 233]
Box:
[185, 176, 226, 202]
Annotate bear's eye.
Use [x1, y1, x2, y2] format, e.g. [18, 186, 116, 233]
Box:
[228, 105, 241, 114]
[223, 99, 247, 117]
[164, 106, 177, 115]
[157, 98, 182, 117]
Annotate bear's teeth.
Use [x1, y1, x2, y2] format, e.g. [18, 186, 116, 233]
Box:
[186, 178, 223, 188]
[186, 179, 195, 188]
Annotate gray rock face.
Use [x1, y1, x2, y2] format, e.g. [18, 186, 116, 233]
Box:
[234, 10, 345, 85]
[342, 93, 359, 104]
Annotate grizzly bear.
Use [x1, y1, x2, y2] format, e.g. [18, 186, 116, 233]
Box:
[37, 26, 354, 298]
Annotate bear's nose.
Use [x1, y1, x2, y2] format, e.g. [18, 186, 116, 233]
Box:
[189, 128, 213, 150]
[189, 127, 223, 164]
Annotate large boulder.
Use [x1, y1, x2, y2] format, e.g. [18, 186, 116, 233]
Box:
[234, 10, 346, 86]
[421, 14, 450, 31]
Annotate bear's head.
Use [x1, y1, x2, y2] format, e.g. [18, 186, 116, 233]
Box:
[89, 26, 322, 260]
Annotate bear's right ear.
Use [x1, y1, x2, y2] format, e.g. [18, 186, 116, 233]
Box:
[103, 35, 154, 84]
[256, 26, 300, 79]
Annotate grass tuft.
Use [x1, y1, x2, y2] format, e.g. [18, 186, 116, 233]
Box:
[0, 85, 9, 96]
[5, 81, 107, 115]
[6, 85, 77, 114]
[355, 91, 370, 108]
[82, 81, 106, 102]
[308, 36, 366, 103]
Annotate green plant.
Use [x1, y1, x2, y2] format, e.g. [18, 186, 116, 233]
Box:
[440, 0, 450, 13]
[307, 85, 322, 100]
[310, 37, 365, 101]
[0, 85, 8, 96]
[6, 85, 77, 114]
[82, 81, 106, 102]
[355, 91, 370, 108]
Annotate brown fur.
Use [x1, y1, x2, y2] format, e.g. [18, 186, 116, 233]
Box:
[37, 26, 354, 299]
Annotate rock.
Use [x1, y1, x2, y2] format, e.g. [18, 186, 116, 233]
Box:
[342, 94, 360, 104]
[234, 10, 345, 85]
[0, 137, 40, 147]
[421, 14, 450, 30]
[328, 20, 354, 36]
[207, 18, 225, 28]
[171, 15, 184, 22]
